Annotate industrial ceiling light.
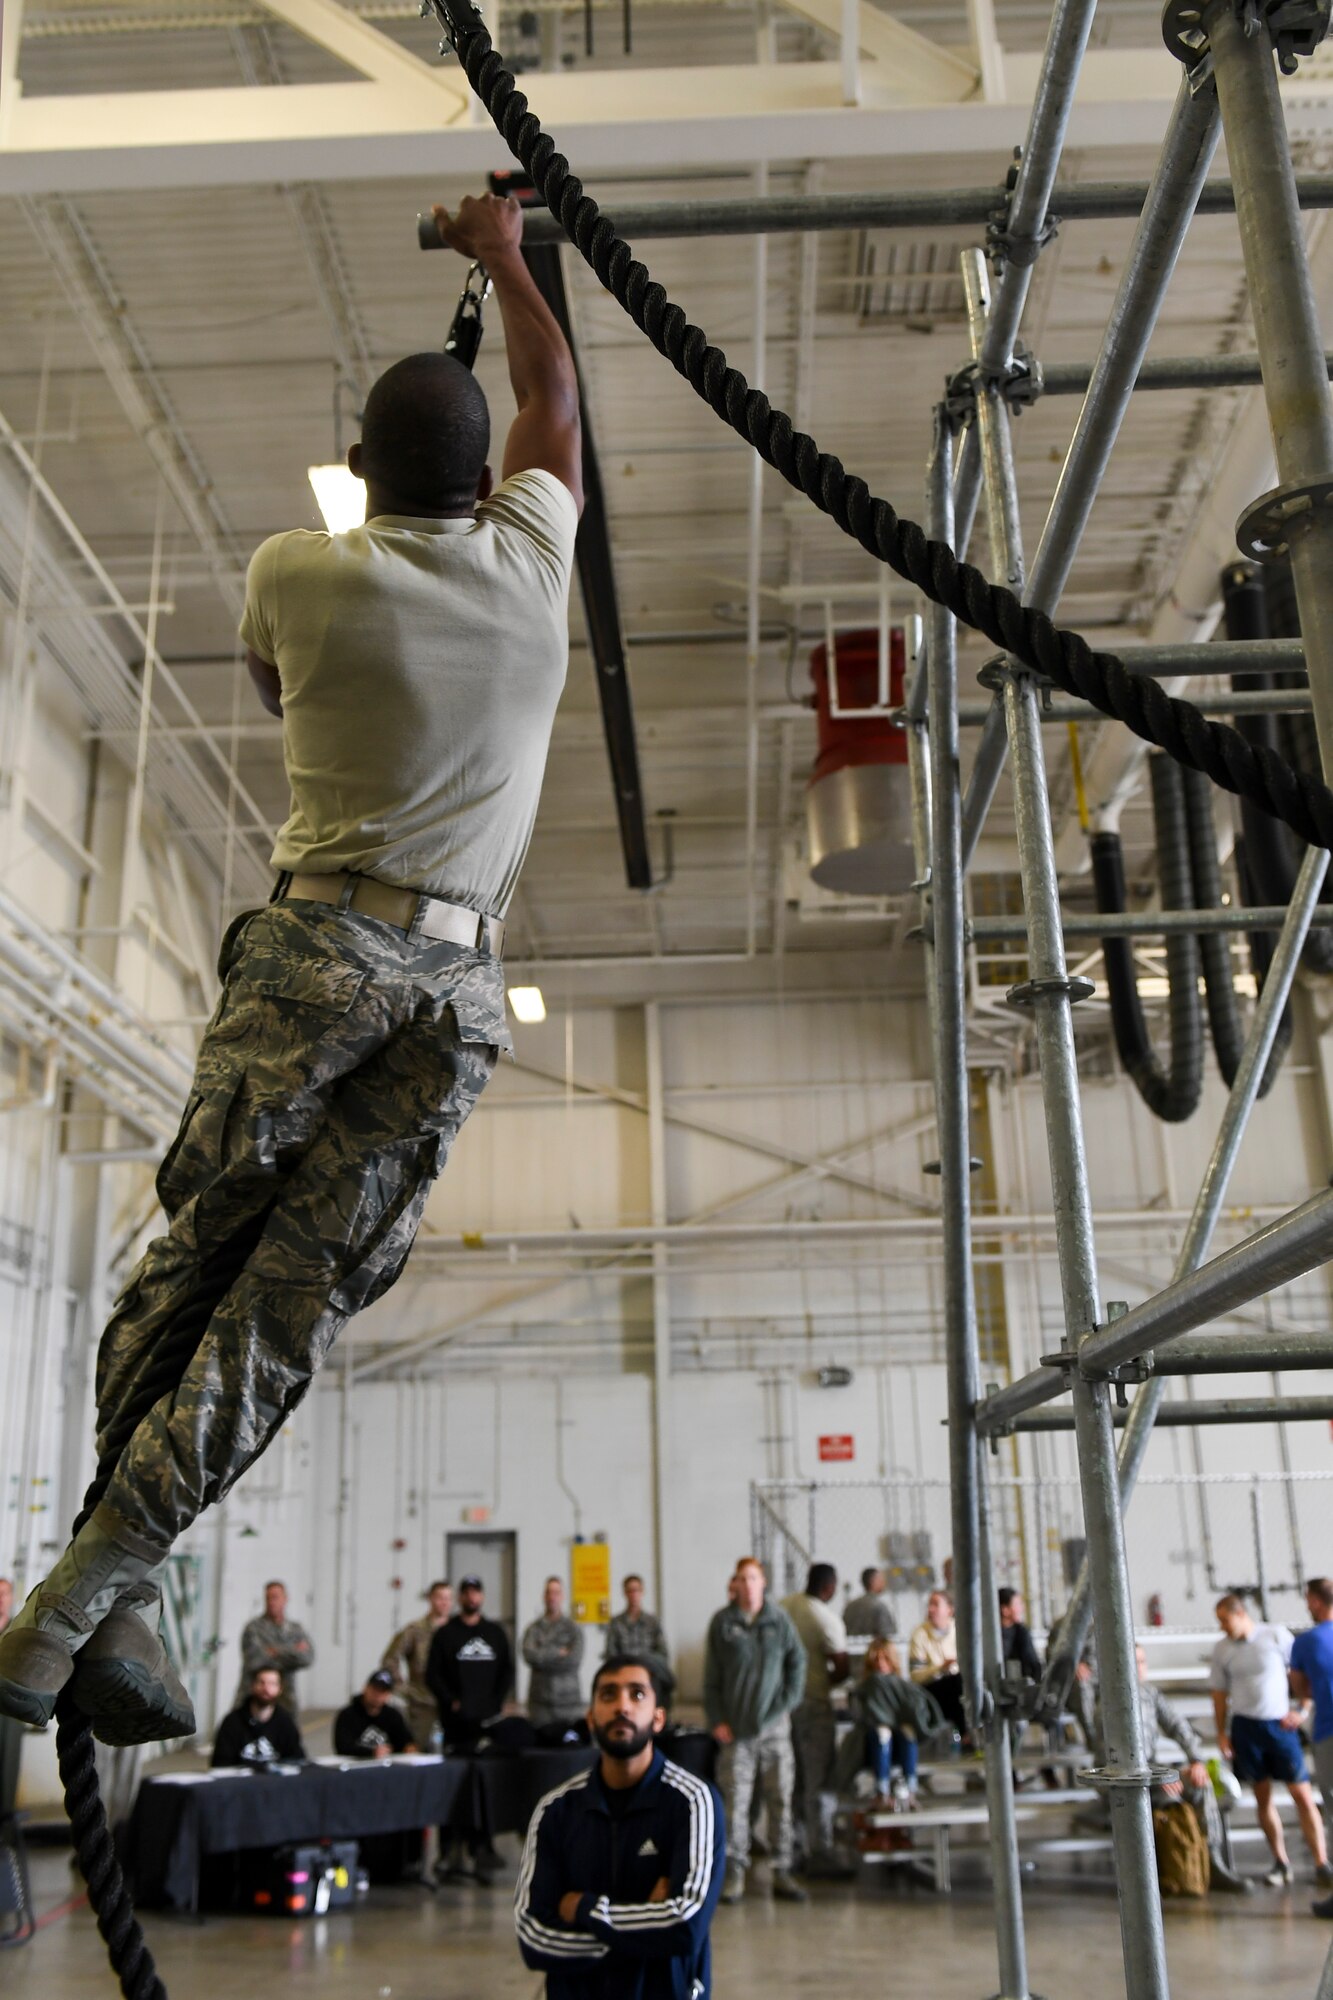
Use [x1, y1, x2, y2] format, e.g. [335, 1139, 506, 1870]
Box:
[508, 985, 546, 1024]
[308, 463, 366, 534]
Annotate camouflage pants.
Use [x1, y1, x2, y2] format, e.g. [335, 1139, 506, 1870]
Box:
[718, 1715, 795, 1873]
[95, 899, 505, 1547]
[790, 1699, 838, 1859]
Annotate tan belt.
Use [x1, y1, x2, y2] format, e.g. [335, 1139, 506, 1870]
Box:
[277, 871, 504, 957]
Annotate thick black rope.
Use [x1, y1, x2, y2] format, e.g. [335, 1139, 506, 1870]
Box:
[55, 1504, 166, 2000]
[433, 0, 1333, 854]
[54, 1232, 268, 1996]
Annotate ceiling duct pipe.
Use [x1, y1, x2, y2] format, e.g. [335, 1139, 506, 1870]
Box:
[805, 625, 914, 894]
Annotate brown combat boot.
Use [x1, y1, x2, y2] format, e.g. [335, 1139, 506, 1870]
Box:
[72, 1581, 196, 1747]
[0, 1506, 171, 1728]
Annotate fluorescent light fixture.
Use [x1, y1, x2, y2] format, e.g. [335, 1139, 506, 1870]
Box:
[508, 985, 546, 1025]
[308, 463, 366, 534]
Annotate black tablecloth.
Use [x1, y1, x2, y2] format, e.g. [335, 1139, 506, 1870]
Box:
[122, 1759, 468, 1911]
[121, 1735, 717, 1911]
[467, 1730, 716, 1837]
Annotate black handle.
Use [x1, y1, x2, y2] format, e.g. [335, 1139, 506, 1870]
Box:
[417, 213, 444, 251]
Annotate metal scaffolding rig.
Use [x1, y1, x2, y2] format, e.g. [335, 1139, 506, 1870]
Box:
[908, 3, 1333, 1995]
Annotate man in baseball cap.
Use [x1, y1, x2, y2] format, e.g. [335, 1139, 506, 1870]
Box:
[426, 1572, 514, 1883]
[334, 1666, 416, 1760]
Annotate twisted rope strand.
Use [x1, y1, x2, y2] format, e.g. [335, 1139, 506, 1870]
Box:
[57, 1699, 165, 2000]
[53, 1367, 180, 1995]
[443, 7, 1333, 853]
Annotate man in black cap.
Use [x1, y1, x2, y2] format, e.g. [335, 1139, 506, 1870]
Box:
[427, 1574, 513, 1750]
[427, 1574, 514, 1884]
[335, 1668, 416, 1760]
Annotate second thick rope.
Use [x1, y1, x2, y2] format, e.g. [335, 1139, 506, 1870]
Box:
[433, 0, 1333, 855]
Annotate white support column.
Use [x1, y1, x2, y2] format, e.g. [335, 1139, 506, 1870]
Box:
[966, 0, 1007, 102]
[0, 0, 23, 148]
[645, 1002, 674, 1637]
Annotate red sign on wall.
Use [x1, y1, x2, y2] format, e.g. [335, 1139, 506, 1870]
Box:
[818, 1434, 855, 1463]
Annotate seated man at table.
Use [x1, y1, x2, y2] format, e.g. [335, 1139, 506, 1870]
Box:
[516, 1656, 724, 1997]
[212, 1665, 305, 1766]
[335, 1668, 416, 1760]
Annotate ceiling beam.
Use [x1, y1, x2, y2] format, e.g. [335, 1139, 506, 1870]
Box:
[776, 0, 979, 102]
[254, 0, 469, 114]
[0, 48, 1224, 196]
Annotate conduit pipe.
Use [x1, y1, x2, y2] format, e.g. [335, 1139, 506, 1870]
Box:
[417, 178, 1333, 248]
[0, 884, 193, 1089]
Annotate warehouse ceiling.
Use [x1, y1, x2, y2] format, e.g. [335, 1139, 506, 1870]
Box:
[1, 0, 1322, 994]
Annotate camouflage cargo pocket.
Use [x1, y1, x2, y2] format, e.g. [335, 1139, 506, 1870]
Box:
[196, 957, 372, 1102]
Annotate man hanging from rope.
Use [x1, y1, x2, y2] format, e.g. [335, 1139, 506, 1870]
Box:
[0, 192, 582, 1745]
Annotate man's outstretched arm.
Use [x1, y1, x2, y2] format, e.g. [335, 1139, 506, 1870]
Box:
[432, 194, 583, 514]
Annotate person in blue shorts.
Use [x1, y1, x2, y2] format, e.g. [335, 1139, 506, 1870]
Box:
[1211, 1592, 1331, 1891]
[1291, 1577, 1333, 1917]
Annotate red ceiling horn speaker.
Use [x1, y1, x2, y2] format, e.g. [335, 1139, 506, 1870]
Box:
[806, 626, 912, 895]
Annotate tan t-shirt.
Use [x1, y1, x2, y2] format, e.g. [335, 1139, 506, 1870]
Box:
[239, 469, 578, 916]
[781, 1591, 847, 1707]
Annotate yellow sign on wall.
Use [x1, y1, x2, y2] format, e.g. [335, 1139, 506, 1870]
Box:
[571, 1542, 612, 1625]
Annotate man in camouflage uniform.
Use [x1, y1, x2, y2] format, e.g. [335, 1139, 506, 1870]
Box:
[522, 1576, 585, 1734]
[382, 1579, 453, 1751]
[0, 190, 582, 1746]
[236, 1581, 315, 1717]
[605, 1573, 669, 1678]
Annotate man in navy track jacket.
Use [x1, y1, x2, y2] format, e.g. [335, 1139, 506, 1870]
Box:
[515, 1654, 724, 1998]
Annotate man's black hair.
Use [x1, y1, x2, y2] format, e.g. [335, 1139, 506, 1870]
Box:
[997, 1586, 1018, 1610]
[860, 1566, 881, 1592]
[593, 1653, 668, 1708]
[359, 353, 491, 510]
[806, 1562, 837, 1597]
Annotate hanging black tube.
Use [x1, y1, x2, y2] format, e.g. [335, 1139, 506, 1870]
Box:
[1180, 764, 1286, 1097]
[1092, 755, 1205, 1122]
[1223, 562, 1333, 974]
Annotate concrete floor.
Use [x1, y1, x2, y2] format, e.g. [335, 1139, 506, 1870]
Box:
[9, 1844, 1333, 1999]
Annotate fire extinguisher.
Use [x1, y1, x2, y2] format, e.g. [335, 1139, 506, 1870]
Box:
[1147, 1593, 1164, 1628]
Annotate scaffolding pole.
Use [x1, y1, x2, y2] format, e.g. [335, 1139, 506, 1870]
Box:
[999, 644, 1171, 1995]
[1207, 0, 1333, 776]
[452, 175, 1333, 247]
[926, 395, 1033, 1999]
[960, 73, 1222, 869]
[971, 900, 1333, 937]
[1029, 846, 1328, 1695]
[948, 36, 1333, 1980]
[1009, 1394, 1333, 1430]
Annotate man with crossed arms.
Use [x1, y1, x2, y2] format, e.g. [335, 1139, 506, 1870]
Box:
[516, 1656, 724, 1997]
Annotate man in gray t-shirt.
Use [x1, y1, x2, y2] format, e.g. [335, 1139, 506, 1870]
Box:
[844, 1567, 897, 1641]
[1210, 1593, 1331, 1889]
[0, 192, 583, 1752]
